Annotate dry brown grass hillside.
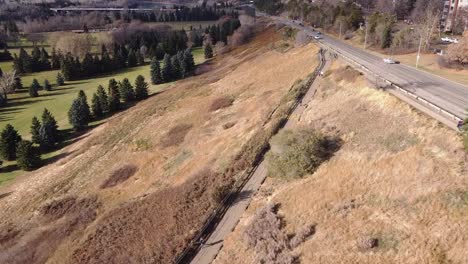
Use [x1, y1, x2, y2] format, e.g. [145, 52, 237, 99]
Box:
[215, 61, 468, 264]
[0, 26, 319, 263]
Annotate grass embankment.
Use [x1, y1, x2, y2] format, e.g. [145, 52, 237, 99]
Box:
[215, 62, 468, 264]
[0, 47, 204, 185]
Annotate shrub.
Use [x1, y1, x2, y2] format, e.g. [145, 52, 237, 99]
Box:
[56, 72, 65, 86]
[230, 25, 254, 46]
[160, 124, 193, 148]
[43, 79, 51, 91]
[244, 203, 294, 264]
[211, 184, 232, 205]
[100, 164, 138, 189]
[209, 96, 234, 111]
[266, 129, 329, 179]
[289, 224, 316, 248]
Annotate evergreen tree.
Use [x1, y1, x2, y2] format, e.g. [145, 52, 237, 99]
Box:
[91, 93, 103, 118]
[150, 56, 162, 84]
[108, 78, 120, 100]
[16, 140, 41, 171]
[29, 79, 40, 97]
[127, 49, 137, 67]
[44, 79, 51, 91]
[0, 124, 22, 161]
[118, 78, 135, 102]
[40, 48, 51, 71]
[51, 48, 61, 69]
[161, 53, 173, 82]
[134, 75, 149, 100]
[31, 46, 41, 72]
[81, 53, 94, 77]
[96, 85, 109, 113]
[56, 72, 65, 86]
[171, 55, 181, 80]
[107, 79, 121, 112]
[183, 48, 195, 75]
[68, 90, 90, 131]
[204, 43, 213, 59]
[39, 108, 59, 149]
[30, 117, 41, 145]
[13, 77, 23, 90]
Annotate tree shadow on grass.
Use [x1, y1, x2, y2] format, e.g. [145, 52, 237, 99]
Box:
[1, 164, 19, 173]
[4, 98, 52, 108]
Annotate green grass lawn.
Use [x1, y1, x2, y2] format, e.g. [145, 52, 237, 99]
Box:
[0, 47, 205, 186]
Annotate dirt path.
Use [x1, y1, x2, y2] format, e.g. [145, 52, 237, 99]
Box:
[189, 50, 330, 264]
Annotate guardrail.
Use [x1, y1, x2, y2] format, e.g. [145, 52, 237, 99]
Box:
[174, 49, 326, 264]
[318, 41, 464, 124]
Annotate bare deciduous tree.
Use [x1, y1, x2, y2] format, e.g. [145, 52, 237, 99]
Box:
[0, 70, 17, 105]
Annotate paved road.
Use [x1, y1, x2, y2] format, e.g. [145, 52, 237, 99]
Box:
[189, 53, 329, 264]
[272, 16, 468, 120]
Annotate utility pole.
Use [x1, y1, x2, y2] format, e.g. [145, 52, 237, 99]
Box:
[339, 22, 342, 39]
[416, 34, 422, 69]
[364, 20, 368, 49]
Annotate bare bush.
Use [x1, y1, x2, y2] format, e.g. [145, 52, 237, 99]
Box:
[215, 41, 230, 55]
[211, 183, 232, 205]
[289, 224, 316, 248]
[357, 236, 379, 250]
[229, 25, 255, 46]
[52, 33, 95, 58]
[209, 96, 234, 112]
[100, 164, 138, 189]
[447, 36, 468, 66]
[295, 30, 310, 46]
[160, 124, 193, 148]
[244, 203, 295, 264]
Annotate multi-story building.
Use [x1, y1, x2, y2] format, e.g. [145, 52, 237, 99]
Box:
[441, 0, 468, 32]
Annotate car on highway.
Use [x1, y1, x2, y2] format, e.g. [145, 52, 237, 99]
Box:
[316, 31, 322, 34]
[383, 58, 396, 64]
[314, 35, 323, 40]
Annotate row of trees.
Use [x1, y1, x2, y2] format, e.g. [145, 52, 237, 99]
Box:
[61, 44, 146, 81]
[68, 75, 149, 130]
[13, 47, 51, 74]
[0, 74, 150, 171]
[122, 6, 235, 23]
[150, 48, 196, 85]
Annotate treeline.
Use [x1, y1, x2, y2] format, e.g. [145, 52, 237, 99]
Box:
[117, 28, 189, 58]
[204, 18, 241, 45]
[122, 6, 237, 23]
[13, 47, 51, 74]
[254, 0, 284, 15]
[0, 74, 150, 171]
[60, 44, 146, 81]
[150, 48, 195, 85]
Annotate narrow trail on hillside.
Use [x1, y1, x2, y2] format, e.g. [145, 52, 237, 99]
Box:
[177, 48, 330, 264]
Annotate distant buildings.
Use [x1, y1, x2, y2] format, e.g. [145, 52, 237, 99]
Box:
[441, 0, 468, 32]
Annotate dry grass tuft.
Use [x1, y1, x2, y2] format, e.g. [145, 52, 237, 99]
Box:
[100, 165, 138, 189]
[289, 224, 316, 249]
[210, 96, 235, 112]
[160, 124, 193, 148]
[333, 65, 362, 83]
